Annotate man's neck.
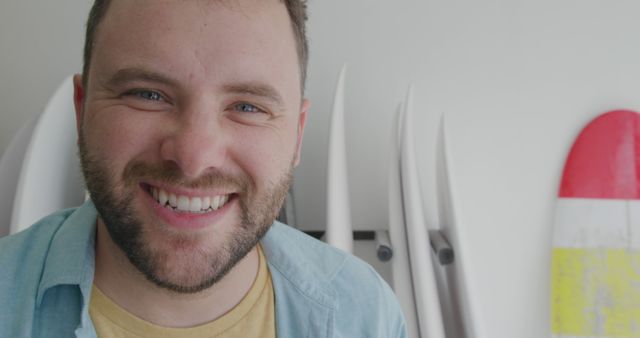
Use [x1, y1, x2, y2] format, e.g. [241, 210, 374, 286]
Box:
[93, 220, 260, 328]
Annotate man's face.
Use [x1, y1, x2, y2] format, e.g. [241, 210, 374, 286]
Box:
[74, 0, 307, 293]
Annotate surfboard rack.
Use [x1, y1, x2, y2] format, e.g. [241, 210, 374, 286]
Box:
[429, 230, 454, 265]
[375, 230, 393, 262]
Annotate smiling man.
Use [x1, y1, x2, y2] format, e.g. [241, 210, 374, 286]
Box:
[0, 0, 406, 337]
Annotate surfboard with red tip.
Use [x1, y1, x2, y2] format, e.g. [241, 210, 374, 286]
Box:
[551, 110, 640, 337]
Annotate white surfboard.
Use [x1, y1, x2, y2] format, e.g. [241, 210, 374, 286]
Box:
[10, 76, 85, 233]
[435, 114, 479, 337]
[400, 85, 445, 338]
[325, 65, 353, 253]
[388, 102, 420, 338]
[0, 113, 39, 237]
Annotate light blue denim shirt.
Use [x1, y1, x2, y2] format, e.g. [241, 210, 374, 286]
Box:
[0, 201, 407, 337]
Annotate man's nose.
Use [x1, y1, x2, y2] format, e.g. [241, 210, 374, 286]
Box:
[159, 109, 227, 179]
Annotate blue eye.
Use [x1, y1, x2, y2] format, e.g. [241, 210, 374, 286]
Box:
[127, 90, 164, 101]
[138, 90, 163, 101]
[234, 103, 261, 113]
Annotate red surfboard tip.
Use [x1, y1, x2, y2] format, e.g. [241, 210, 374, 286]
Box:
[559, 110, 640, 199]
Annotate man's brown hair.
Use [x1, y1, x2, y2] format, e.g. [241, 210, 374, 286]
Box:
[81, 0, 309, 92]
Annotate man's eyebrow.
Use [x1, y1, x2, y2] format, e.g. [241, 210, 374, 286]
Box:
[106, 67, 178, 88]
[222, 82, 285, 109]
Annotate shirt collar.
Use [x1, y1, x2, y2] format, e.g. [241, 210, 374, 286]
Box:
[261, 222, 346, 309]
[36, 200, 97, 306]
[261, 223, 351, 338]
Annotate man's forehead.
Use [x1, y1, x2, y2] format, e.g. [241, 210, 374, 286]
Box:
[88, 0, 302, 105]
[96, 0, 292, 51]
[104, 0, 285, 18]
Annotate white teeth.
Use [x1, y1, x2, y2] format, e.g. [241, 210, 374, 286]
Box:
[177, 196, 190, 211]
[212, 196, 221, 210]
[158, 190, 168, 206]
[151, 187, 229, 213]
[189, 197, 202, 212]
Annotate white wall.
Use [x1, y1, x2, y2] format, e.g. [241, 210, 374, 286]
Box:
[2, 1, 640, 337]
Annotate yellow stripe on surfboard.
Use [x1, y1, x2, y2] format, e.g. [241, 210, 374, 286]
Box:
[551, 248, 640, 336]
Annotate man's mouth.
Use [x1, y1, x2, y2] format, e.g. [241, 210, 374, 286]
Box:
[148, 186, 232, 214]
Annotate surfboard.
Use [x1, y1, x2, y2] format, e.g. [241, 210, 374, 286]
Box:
[400, 85, 445, 338]
[325, 65, 353, 253]
[0, 113, 39, 237]
[10, 76, 85, 233]
[435, 114, 476, 337]
[551, 110, 640, 337]
[388, 102, 420, 338]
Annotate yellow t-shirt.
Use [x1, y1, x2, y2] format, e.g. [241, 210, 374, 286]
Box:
[89, 246, 275, 338]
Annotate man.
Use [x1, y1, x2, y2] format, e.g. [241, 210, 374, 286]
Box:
[0, 0, 407, 337]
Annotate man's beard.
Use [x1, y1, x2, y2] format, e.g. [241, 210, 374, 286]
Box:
[78, 135, 292, 294]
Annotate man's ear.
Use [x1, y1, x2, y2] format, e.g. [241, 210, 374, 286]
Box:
[73, 74, 85, 142]
[293, 99, 309, 167]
